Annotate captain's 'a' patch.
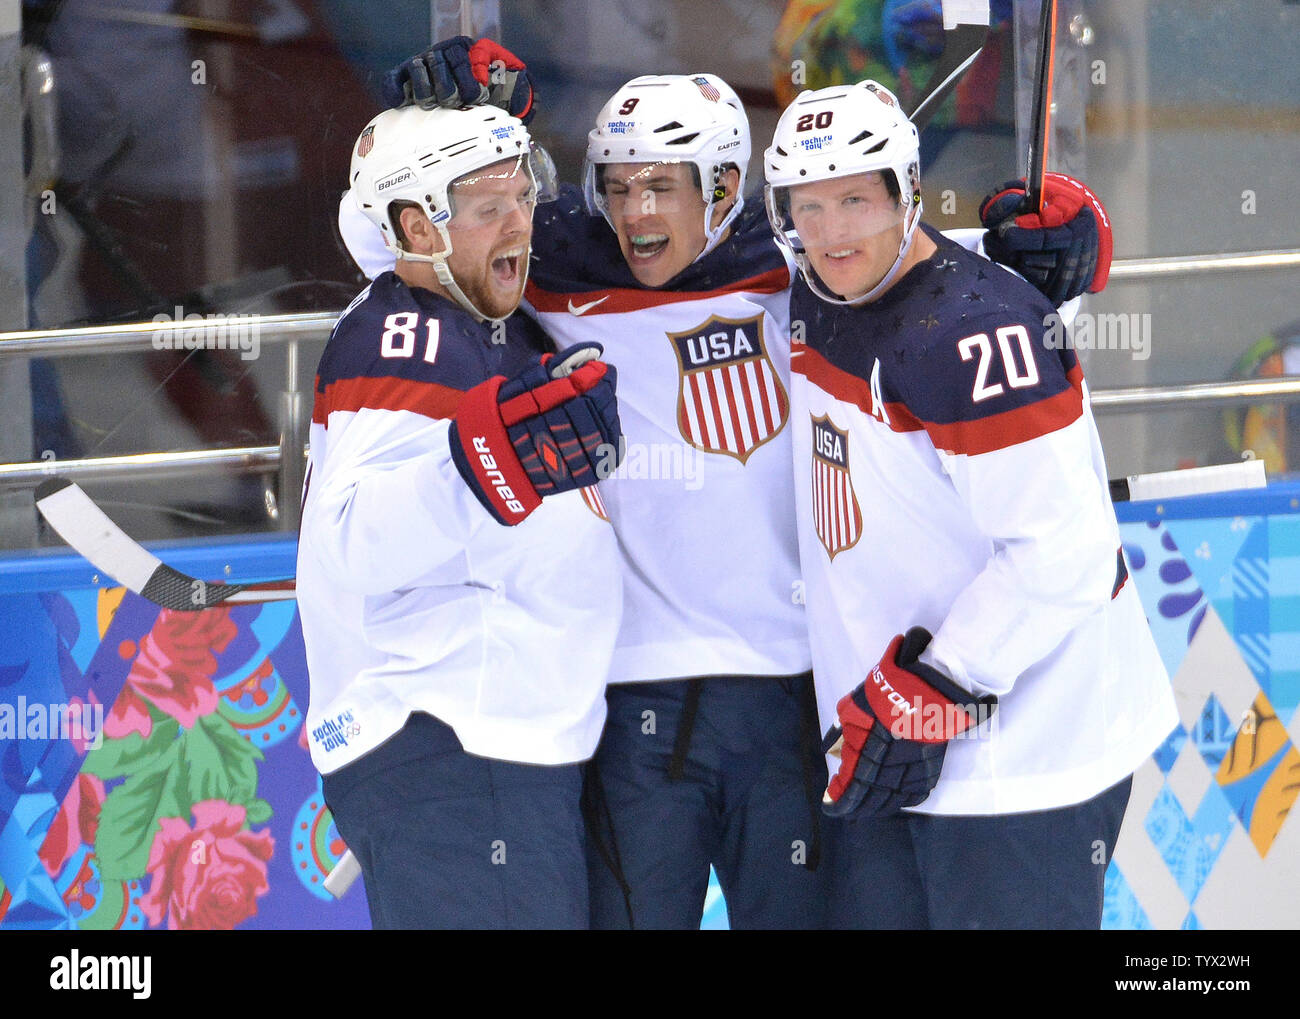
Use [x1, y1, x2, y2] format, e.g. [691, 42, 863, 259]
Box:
[668, 313, 789, 463]
[810, 414, 862, 561]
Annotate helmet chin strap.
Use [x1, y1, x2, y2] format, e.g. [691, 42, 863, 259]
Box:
[391, 235, 523, 324]
[800, 196, 924, 307]
[697, 194, 745, 262]
[846, 196, 923, 305]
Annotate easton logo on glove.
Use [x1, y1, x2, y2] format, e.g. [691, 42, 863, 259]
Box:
[449, 343, 622, 525]
[822, 627, 997, 817]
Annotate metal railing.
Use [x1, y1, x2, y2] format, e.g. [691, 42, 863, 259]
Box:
[0, 247, 1297, 508]
[0, 314, 331, 527]
[1108, 248, 1300, 281]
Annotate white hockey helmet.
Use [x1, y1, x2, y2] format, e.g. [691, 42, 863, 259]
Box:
[582, 73, 751, 259]
[764, 80, 923, 304]
[349, 103, 556, 320]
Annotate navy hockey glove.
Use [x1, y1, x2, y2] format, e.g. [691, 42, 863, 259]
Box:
[822, 627, 997, 817]
[382, 36, 482, 109]
[449, 343, 621, 526]
[980, 172, 1113, 306]
[381, 37, 536, 124]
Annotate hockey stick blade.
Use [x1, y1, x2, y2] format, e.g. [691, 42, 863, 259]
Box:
[35, 476, 297, 611]
[1109, 460, 1267, 503]
[908, 1, 991, 131]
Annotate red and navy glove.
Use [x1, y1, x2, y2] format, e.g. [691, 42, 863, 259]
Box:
[822, 627, 997, 817]
[381, 36, 536, 124]
[979, 172, 1113, 306]
[449, 344, 621, 526]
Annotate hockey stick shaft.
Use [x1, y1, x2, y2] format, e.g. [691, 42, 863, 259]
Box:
[1024, 0, 1059, 212]
[909, 1, 992, 130]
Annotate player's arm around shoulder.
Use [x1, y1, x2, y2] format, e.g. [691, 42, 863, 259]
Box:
[302, 292, 496, 595]
[900, 302, 1119, 696]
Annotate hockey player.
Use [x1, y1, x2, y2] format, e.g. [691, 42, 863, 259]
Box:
[349, 38, 1109, 930]
[764, 80, 1178, 928]
[297, 103, 623, 929]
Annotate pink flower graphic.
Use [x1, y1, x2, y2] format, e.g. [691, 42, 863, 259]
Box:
[105, 684, 153, 740]
[140, 800, 274, 930]
[121, 608, 238, 729]
[39, 772, 107, 877]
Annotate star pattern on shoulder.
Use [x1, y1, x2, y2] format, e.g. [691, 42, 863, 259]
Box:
[976, 268, 989, 281]
[963, 290, 983, 303]
[930, 284, 946, 298]
[891, 314, 905, 331]
[936, 258, 958, 272]
[920, 313, 940, 330]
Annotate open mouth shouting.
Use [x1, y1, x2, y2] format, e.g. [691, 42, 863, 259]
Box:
[629, 233, 670, 260]
[491, 245, 527, 285]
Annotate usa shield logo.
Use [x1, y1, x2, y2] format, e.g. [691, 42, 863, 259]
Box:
[356, 126, 374, 158]
[692, 76, 721, 102]
[579, 484, 610, 522]
[669, 313, 789, 463]
[810, 415, 862, 560]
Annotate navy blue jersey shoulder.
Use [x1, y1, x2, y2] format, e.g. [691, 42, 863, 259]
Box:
[315, 272, 549, 397]
[530, 185, 784, 294]
[530, 185, 634, 292]
[793, 225, 1081, 424]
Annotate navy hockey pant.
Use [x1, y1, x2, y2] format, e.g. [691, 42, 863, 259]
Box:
[825, 775, 1133, 929]
[322, 712, 588, 929]
[584, 674, 829, 929]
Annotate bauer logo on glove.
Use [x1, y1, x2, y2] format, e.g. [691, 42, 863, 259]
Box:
[449, 342, 623, 525]
[822, 626, 997, 817]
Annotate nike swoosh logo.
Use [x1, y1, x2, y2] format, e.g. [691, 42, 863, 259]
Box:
[567, 296, 610, 316]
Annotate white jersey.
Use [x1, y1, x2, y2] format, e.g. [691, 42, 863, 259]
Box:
[297, 272, 621, 773]
[789, 226, 1178, 815]
[337, 190, 1012, 691]
[522, 192, 809, 684]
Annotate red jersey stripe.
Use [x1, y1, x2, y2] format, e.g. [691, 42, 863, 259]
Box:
[525, 266, 790, 316]
[793, 347, 1086, 456]
[314, 374, 465, 426]
[922, 368, 1085, 456]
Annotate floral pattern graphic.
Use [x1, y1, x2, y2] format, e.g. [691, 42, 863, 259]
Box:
[139, 800, 274, 930]
[1, 546, 368, 931]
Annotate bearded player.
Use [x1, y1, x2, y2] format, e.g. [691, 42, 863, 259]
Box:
[299, 103, 623, 929]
